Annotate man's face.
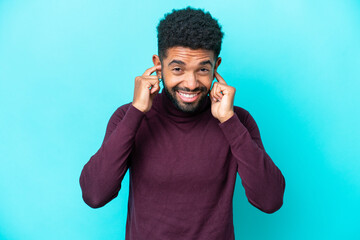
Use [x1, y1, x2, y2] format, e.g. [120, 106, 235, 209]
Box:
[153, 46, 221, 113]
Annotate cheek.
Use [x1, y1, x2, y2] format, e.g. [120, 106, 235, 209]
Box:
[162, 73, 182, 88]
[198, 76, 213, 90]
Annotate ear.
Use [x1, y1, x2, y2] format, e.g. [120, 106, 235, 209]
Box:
[214, 57, 222, 72]
[152, 54, 162, 79]
[213, 57, 222, 80]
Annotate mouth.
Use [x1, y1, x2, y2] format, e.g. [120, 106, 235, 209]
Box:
[176, 90, 200, 103]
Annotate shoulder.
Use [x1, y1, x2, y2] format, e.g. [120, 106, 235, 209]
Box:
[116, 103, 132, 116]
[233, 106, 258, 132]
[109, 102, 133, 124]
[233, 106, 250, 123]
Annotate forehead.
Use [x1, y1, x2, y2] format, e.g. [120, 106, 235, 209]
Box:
[164, 46, 215, 64]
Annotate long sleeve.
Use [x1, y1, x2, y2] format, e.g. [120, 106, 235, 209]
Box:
[79, 104, 145, 208]
[219, 108, 285, 213]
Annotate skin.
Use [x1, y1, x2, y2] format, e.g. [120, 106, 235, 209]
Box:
[132, 46, 235, 123]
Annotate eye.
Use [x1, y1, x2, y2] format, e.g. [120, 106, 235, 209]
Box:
[173, 67, 181, 72]
[198, 68, 210, 76]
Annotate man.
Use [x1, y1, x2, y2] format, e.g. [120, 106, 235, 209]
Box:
[80, 7, 285, 240]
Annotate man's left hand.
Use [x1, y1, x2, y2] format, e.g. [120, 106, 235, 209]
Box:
[210, 72, 236, 123]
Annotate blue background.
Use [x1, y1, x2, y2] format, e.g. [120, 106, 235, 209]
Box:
[1, 0, 359, 239]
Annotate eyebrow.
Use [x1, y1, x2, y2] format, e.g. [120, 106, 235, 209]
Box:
[168, 59, 213, 67]
[168, 60, 185, 66]
[199, 60, 213, 67]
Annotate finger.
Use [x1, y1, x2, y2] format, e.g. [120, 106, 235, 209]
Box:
[210, 94, 217, 103]
[140, 76, 159, 85]
[145, 79, 160, 89]
[143, 76, 160, 81]
[150, 81, 160, 94]
[214, 71, 227, 85]
[213, 83, 223, 101]
[211, 83, 218, 101]
[210, 91, 218, 102]
[209, 90, 215, 102]
[143, 65, 162, 76]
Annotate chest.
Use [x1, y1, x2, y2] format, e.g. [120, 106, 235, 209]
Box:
[130, 115, 232, 190]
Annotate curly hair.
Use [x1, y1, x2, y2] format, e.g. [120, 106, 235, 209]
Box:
[157, 7, 224, 61]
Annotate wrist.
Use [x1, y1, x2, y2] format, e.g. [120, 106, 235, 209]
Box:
[132, 102, 147, 113]
[218, 111, 234, 123]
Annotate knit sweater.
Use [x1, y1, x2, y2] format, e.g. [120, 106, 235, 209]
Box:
[80, 92, 285, 240]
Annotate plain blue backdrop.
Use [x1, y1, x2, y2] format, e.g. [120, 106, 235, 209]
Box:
[1, 0, 359, 239]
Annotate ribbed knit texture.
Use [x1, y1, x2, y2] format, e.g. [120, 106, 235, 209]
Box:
[80, 92, 285, 240]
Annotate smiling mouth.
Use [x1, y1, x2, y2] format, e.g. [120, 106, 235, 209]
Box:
[176, 91, 200, 103]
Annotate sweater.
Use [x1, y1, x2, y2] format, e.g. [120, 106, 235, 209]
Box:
[80, 92, 285, 240]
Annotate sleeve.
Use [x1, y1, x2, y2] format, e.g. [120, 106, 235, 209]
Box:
[219, 109, 285, 213]
[79, 104, 145, 208]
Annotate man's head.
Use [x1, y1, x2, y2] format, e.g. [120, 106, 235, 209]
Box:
[157, 7, 224, 61]
[153, 7, 224, 113]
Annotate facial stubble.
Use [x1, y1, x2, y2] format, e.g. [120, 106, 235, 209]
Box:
[161, 73, 209, 114]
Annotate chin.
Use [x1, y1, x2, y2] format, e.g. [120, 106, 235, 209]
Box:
[168, 89, 208, 113]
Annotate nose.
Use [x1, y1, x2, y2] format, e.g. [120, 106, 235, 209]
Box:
[183, 73, 198, 90]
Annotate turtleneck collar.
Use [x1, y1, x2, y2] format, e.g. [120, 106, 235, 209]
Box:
[152, 91, 211, 122]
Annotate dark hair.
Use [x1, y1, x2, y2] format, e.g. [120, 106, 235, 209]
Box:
[157, 7, 224, 61]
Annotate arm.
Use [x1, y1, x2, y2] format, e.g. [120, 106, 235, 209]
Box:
[210, 71, 285, 213]
[79, 104, 145, 208]
[219, 109, 285, 213]
[80, 65, 160, 208]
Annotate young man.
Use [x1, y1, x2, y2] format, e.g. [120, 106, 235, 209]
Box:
[80, 7, 285, 240]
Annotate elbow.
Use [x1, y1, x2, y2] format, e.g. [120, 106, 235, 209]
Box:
[263, 174, 286, 214]
[79, 175, 119, 209]
[79, 154, 126, 209]
[260, 198, 284, 214]
[82, 193, 106, 209]
[250, 195, 284, 214]
[263, 183, 285, 214]
[249, 195, 283, 214]
[249, 180, 286, 214]
[263, 185, 285, 214]
[81, 190, 119, 209]
[79, 174, 107, 209]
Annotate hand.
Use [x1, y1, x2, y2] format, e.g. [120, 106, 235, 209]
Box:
[210, 72, 236, 123]
[132, 65, 162, 112]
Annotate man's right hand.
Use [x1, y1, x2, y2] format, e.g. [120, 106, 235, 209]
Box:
[132, 65, 162, 113]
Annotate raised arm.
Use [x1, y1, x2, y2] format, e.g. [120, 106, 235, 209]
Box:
[210, 71, 285, 213]
[219, 109, 285, 213]
[79, 105, 145, 208]
[80, 65, 161, 208]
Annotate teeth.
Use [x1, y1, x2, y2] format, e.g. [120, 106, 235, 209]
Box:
[179, 92, 197, 98]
